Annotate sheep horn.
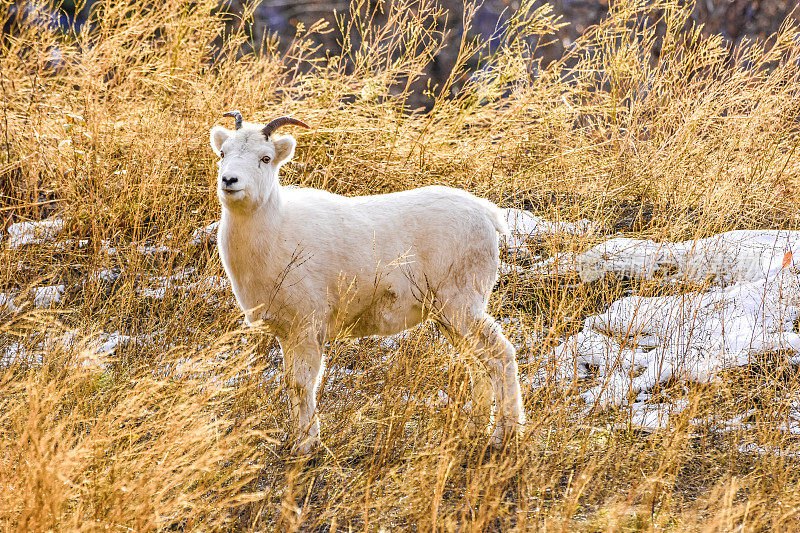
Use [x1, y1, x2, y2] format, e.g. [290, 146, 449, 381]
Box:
[262, 117, 310, 139]
[222, 110, 243, 130]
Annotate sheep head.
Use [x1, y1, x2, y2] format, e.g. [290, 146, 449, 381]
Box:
[210, 113, 309, 211]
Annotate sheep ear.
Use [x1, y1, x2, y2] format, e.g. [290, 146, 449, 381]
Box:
[273, 135, 296, 166]
[210, 126, 230, 155]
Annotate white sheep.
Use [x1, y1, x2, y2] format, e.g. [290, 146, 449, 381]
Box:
[209, 111, 526, 453]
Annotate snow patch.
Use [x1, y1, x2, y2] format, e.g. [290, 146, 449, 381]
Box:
[0, 285, 65, 312]
[53, 239, 89, 251]
[0, 342, 35, 366]
[6, 217, 64, 248]
[549, 230, 800, 410]
[0, 293, 19, 313]
[137, 270, 229, 299]
[190, 221, 219, 247]
[737, 443, 800, 458]
[32, 285, 65, 308]
[183, 276, 229, 293]
[377, 332, 410, 351]
[573, 230, 800, 284]
[89, 268, 120, 285]
[138, 269, 193, 298]
[137, 243, 178, 256]
[100, 240, 117, 255]
[620, 399, 691, 431]
[93, 332, 130, 355]
[501, 208, 593, 251]
[499, 261, 525, 276]
[0, 329, 133, 369]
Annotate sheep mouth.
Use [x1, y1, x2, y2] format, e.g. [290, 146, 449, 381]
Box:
[222, 188, 243, 195]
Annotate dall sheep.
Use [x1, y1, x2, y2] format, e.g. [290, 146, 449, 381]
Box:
[210, 111, 526, 453]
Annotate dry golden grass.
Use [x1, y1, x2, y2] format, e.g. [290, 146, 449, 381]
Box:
[2, 0, 800, 529]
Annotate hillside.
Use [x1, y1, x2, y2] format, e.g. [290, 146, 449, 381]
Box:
[2, 0, 800, 530]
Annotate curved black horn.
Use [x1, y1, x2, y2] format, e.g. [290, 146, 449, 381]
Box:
[262, 116, 310, 139]
[222, 110, 243, 130]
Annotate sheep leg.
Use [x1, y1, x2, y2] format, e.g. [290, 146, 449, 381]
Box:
[441, 313, 526, 445]
[281, 335, 324, 454]
[466, 362, 494, 436]
[480, 315, 525, 445]
[464, 314, 526, 445]
[436, 320, 493, 436]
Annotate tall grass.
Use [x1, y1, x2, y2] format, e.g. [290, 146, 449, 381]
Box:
[1, 0, 800, 529]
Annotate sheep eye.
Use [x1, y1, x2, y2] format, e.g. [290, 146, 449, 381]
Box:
[219, 151, 225, 158]
[261, 156, 271, 164]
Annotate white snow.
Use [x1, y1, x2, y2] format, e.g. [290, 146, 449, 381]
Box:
[737, 443, 800, 458]
[0, 342, 31, 365]
[6, 217, 64, 248]
[89, 268, 120, 284]
[549, 230, 800, 411]
[137, 243, 178, 255]
[499, 261, 525, 276]
[100, 240, 117, 255]
[138, 286, 168, 299]
[0, 293, 19, 313]
[183, 276, 229, 293]
[0, 329, 127, 369]
[573, 230, 800, 284]
[434, 389, 451, 408]
[137, 270, 228, 299]
[91, 331, 132, 356]
[138, 269, 193, 298]
[377, 332, 409, 351]
[619, 399, 691, 431]
[190, 221, 219, 247]
[0, 285, 65, 312]
[53, 239, 89, 251]
[501, 208, 593, 251]
[786, 401, 800, 435]
[31, 285, 65, 308]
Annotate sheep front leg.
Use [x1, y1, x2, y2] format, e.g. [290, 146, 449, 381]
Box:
[280, 334, 324, 454]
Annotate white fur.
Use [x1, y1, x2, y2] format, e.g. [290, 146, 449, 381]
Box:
[210, 121, 525, 452]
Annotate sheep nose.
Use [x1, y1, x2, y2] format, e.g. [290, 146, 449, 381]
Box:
[221, 176, 238, 187]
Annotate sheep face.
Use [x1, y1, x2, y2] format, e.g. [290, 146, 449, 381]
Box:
[209, 124, 296, 212]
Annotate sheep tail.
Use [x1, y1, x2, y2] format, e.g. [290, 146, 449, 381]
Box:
[481, 201, 510, 236]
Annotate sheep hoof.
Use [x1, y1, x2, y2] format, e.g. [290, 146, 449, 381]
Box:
[291, 436, 321, 456]
[489, 419, 526, 449]
[464, 413, 492, 438]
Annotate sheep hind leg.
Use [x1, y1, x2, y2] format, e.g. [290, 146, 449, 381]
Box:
[280, 334, 324, 454]
[435, 318, 492, 437]
[447, 313, 526, 446]
[466, 361, 494, 437]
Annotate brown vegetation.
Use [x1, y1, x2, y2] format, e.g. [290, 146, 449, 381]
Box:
[1, 0, 800, 529]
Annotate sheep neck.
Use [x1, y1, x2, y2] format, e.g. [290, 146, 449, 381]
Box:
[221, 184, 284, 244]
